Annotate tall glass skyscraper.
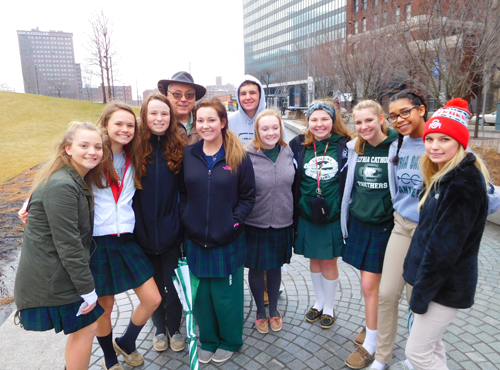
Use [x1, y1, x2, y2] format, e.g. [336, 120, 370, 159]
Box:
[243, 0, 347, 106]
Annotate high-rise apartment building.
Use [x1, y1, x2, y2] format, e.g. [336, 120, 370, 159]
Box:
[243, 0, 347, 107]
[17, 28, 81, 99]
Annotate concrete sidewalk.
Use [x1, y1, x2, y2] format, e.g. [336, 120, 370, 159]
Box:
[1, 221, 499, 370]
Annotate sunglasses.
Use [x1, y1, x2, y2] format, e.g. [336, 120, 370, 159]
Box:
[168, 91, 196, 101]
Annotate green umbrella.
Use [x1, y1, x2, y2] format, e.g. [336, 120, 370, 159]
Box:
[173, 257, 200, 370]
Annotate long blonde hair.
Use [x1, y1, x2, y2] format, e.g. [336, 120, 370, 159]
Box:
[352, 100, 389, 155]
[418, 146, 490, 211]
[249, 109, 287, 151]
[195, 98, 247, 175]
[303, 99, 351, 147]
[30, 122, 108, 196]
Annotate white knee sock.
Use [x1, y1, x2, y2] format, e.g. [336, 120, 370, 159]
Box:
[370, 360, 386, 370]
[321, 276, 338, 317]
[362, 326, 377, 355]
[311, 272, 324, 311]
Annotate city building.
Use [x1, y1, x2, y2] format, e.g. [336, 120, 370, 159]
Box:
[82, 85, 133, 104]
[243, 0, 500, 113]
[17, 28, 82, 99]
[205, 77, 236, 99]
[243, 0, 347, 107]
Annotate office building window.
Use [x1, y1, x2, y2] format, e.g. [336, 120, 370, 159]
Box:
[395, 7, 401, 22]
[354, 0, 359, 12]
[362, 17, 366, 32]
[406, 4, 411, 20]
[363, 0, 367, 10]
[354, 20, 358, 34]
[383, 11, 387, 26]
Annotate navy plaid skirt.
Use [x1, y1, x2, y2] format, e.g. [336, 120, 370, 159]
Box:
[244, 225, 293, 270]
[90, 233, 154, 296]
[17, 300, 104, 335]
[342, 216, 394, 273]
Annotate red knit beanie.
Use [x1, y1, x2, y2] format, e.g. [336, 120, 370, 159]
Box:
[423, 98, 470, 149]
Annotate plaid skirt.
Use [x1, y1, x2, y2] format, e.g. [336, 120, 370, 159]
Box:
[90, 233, 154, 296]
[342, 216, 394, 273]
[244, 225, 293, 270]
[17, 300, 104, 335]
[294, 216, 343, 259]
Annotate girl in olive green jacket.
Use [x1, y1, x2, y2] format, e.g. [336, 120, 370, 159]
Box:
[15, 122, 106, 370]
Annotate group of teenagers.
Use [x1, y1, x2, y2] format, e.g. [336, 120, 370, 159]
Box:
[13, 69, 500, 370]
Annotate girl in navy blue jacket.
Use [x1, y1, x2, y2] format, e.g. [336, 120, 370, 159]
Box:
[133, 93, 186, 353]
[403, 99, 490, 370]
[180, 98, 255, 364]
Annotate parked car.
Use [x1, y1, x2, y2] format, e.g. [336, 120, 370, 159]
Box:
[470, 111, 497, 126]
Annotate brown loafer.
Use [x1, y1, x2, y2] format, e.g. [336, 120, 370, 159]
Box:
[345, 345, 374, 369]
[255, 314, 269, 334]
[354, 327, 366, 345]
[102, 359, 124, 370]
[269, 311, 283, 332]
[113, 338, 144, 367]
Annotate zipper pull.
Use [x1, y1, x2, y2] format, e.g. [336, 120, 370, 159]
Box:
[208, 170, 211, 176]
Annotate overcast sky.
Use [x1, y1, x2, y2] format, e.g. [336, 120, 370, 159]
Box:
[1, 1, 245, 99]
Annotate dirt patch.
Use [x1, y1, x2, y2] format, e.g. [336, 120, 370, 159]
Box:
[470, 145, 500, 184]
[0, 167, 37, 325]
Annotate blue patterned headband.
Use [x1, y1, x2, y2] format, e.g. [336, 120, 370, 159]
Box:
[305, 101, 336, 122]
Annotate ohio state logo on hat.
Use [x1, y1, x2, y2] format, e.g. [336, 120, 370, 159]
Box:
[429, 119, 442, 129]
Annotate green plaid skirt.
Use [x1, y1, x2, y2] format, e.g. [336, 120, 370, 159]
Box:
[90, 233, 154, 296]
[342, 216, 394, 273]
[17, 300, 104, 335]
[244, 225, 293, 270]
[294, 216, 343, 259]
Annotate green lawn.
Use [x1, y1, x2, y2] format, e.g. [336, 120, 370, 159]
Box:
[0, 91, 139, 183]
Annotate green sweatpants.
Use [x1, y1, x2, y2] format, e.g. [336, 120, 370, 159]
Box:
[193, 265, 244, 352]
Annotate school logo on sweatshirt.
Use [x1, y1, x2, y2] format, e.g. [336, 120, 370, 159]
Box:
[304, 156, 338, 180]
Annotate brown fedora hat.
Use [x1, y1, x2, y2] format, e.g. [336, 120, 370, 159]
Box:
[158, 71, 206, 100]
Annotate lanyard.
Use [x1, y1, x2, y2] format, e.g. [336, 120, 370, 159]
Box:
[313, 139, 329, 196]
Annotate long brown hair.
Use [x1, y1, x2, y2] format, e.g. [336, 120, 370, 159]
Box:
[30, 121, 108, 196]
[249, 109, 287, 151]
[139, 93, 186, 175]
[194, 98, 246, 175]
[97, 101, 142, 189]
[352, 100, 389, 155]
[303, 99, 351, 147]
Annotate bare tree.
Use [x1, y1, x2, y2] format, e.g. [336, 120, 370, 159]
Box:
[389, 0, 500, 110]
[85, 10, 116, 103]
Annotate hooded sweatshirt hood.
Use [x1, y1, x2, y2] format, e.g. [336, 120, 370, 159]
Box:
[228, 75, 267, 143]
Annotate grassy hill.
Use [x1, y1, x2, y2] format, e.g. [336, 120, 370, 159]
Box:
[0, 91, 139, 183]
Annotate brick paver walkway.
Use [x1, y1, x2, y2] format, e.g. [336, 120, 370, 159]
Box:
[88, 226, 500, 370]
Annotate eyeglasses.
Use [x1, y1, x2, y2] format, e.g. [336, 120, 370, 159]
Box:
[168, 90, 196, 100]
[387, 105, 419, 124]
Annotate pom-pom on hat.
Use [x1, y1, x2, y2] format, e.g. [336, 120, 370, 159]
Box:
[423, 98, 470, 149]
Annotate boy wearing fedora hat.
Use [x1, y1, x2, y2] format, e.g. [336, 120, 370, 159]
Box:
[158, 71, 207, 145]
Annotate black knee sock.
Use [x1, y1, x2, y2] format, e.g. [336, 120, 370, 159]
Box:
[97, 333, 118, 369]
[267, 267, 282, 318]
[116, 320, 144, 354]
[248, 268, 267, 319]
